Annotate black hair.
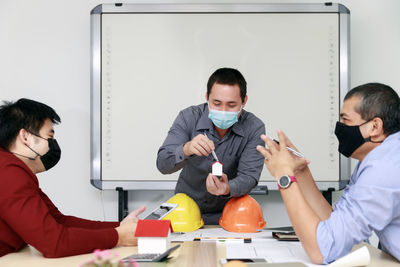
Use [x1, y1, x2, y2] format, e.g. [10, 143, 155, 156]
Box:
[0, 98, 60, 150]
[207, 68, 247, 102]
[345, 83, 400, 135]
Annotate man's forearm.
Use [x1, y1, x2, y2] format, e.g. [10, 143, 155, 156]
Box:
[227, 175, 257, 197]
[156, 145, 186, 174]
[280, 183, 324, 264]
[295, 167, 333, 220]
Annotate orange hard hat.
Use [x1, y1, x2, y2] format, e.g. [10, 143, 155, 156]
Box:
[219, 194, 266, 233]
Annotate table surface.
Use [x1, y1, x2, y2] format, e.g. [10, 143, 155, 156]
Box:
[0, 239, 398, 267]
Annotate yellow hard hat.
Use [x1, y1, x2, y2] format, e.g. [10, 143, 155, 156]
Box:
[162, 193, 204, 232]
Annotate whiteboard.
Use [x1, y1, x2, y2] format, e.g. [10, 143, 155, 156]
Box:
[90, 3, 351, 191]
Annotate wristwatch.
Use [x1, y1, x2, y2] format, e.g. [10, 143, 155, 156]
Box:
[278, 175, 297, 191]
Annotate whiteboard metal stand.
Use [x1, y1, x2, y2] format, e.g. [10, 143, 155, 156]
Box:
[90, 3, 351, 219]
[322, 187, 335, 205]
[112, 185, 331, 220]
[116, 187, 128, 221]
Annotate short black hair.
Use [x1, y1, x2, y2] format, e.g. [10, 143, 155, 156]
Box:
[345, 83, 400, 135]
[207, 68, 247, 102]
[0, 98, 60, 150]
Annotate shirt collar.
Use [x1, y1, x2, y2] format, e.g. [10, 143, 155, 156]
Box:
[195, 103, 245, 137]
[360, 130, 400, 164]
[195, 104, 213, 131]
[383, 130, 400, 143]
[231, 116, 245, 137]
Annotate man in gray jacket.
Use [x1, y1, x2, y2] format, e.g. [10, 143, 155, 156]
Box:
[157, 68, 265, 224]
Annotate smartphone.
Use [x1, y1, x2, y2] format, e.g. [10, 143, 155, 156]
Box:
[144, 203, 178, 220]
[220, 258, 267, 264]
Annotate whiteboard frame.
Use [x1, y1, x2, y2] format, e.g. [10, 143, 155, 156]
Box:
[90, 3, 351, 191]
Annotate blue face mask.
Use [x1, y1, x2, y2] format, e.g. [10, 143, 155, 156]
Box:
[208, 106, 241, 130]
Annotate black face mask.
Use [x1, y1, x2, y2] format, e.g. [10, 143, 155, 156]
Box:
[38, 138, 61, 170]
[334, 121, 372, 158]
[24, 132, 62, 171]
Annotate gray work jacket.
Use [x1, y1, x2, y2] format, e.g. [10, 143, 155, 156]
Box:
[156, 103, 265, 214]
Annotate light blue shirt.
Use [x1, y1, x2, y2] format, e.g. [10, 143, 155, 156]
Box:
[317, 131, 400, 264]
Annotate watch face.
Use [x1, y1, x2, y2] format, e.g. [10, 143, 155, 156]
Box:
[279, 176, 290, 187]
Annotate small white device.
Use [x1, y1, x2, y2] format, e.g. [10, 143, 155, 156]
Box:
[144, 203, 178, 220]
[212, 161, 223, 177]
[204, 132, 223, 177]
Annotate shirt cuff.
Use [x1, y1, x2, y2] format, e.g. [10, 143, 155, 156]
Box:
[228, 180, 239, 197]
[175, 144, 188, 164]
[317, 220, 334, 264]
[107, 228, 120, 248]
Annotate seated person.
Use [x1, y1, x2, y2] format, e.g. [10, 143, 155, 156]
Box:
[0, 98, 145, 258]
[257, 83, 400, 264]
[157, 68, 265, 224]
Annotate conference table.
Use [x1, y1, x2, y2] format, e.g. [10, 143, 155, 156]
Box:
[0, 233, 398, 266]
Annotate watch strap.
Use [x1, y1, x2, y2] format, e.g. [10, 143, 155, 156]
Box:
[278, 175, 297, 191]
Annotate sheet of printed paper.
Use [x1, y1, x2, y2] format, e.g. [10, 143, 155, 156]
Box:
[171, 228, 274, 242]
[226, 241, 319, 266]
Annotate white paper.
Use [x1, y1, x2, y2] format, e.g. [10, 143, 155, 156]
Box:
[226, 240, 317, 265]
[171, 228, 274, 242]
[172, 229, 371, 267]
[328, 246, 370, 267]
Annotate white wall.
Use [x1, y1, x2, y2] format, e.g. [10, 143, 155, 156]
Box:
[1, 0, 399, 248]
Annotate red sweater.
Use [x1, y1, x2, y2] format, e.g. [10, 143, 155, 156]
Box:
[0, 148, 120, 258]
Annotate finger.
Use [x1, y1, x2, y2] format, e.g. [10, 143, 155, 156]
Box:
[197, 139, 213, 155]
[193, 141, 209, 155]
[278, 130, 295, 149]
[200, 135, 215, 151]
[220, 173, 228, 183]
[264, 136, 279, 153]
[192, 145, 207, 156]
[261, 135, 279, 151]
[207, 177, 217, 194]
[206, 174, 214, 190]
[192, 147, 203, 156]
[209, 140, 215, 151]
[211, 175, 221, 190]
[294, 157, 310, 169]
[130, 205, 146, 218]
[257, 145, 272, 159]
[197, 135, 212, 151]
[260, 134, 267, 144]
[277, 130, 288, 151]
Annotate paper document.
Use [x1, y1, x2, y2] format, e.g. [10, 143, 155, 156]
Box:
[171, 228, 274, 242]
[172, 228, 370, 267]
[225, 242, 371, 267]
[328, 246, 370, 267]
[226, 240, 314, 264]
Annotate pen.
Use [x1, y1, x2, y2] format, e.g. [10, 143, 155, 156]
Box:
[193, 237, 252, 243]
[204, 133, 219, 162]
[273, 139, 305, 159]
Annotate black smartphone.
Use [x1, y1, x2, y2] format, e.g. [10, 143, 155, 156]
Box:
[220, 258, 267, 264]
[143, 203, 177, 220]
